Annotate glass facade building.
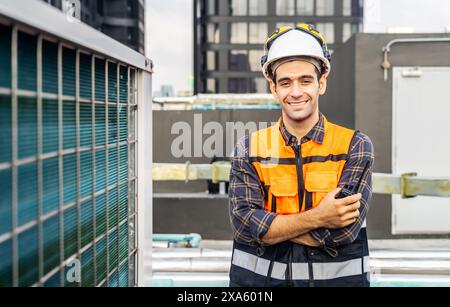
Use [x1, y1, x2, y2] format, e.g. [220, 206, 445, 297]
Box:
[41, 0, 146, 54]
[194, 0, 364, 93]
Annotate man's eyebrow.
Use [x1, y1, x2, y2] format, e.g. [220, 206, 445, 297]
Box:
[300, 74, 315, 79]
[277, 77, 292, 83]
[277, 75, 315, 83]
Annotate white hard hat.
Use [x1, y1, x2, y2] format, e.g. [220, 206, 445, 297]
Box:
[261, 24, 331, 80]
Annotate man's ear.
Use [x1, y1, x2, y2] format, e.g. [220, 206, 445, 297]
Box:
[318, 75, 327, 96]
[269, 79, 279, 100]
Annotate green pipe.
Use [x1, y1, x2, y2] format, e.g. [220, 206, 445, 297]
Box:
[153, 233, 202, 248]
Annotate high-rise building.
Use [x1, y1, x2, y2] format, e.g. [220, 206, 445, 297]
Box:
[194, 0, 363, 93]
[42, 0, 146, 54]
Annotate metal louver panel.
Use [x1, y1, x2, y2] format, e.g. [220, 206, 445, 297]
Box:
[79, 53, 91, 100]
[0, 25, 11, 88]
[42, 99, 58, 153]
[0, 95, 12, 163]
[18, 97, 37, 159]
[18, 162, 38, 226]
[0, 21, 137, 287]
[62, 48, 76, 97]
[18, 32, 36, 91]
[42, 41, 58, 94]
[95, 58, 106, 102]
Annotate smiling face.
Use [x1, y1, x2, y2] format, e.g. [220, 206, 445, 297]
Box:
[269, 60, 327, 123]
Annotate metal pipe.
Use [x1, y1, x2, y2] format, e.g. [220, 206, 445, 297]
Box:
[153, 233, 202, 248]
[104, 59, 110, 286]
[150, 241, 450, 286]
[151, 257, 450, 275]
[152, 162, 230, 183]
[91, 49, 98, 291]
[153, 93, 276, 105]
[75, 48, 81, 288]
[382, 37, 450, 81]
[57, 41, 65, 287]
[152, 248, 231, 259]
[11, 24, 19, 288]
[152, 258, 230, 272]
[152, 163, 450, 198]
[36, 34, 44, 287]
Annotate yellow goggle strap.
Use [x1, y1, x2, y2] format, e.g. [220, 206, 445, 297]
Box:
[262, 23, 331, 67]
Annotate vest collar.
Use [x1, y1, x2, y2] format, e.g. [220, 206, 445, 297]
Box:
[278, 112, 326, 146]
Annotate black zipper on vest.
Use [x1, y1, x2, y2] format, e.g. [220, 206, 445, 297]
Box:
[293, 144, 304, 212]
[294, 143, 315, 286]
[265, 245, 279, 287]
[306, 248, 314, 287]
[290, 144, 305, 286]
[286, 246, 293, 287]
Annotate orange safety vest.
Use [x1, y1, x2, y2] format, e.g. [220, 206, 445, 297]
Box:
[249, 116, 355, 214]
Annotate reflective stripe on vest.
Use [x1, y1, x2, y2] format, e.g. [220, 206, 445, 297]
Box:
[310, 256, 370, 280]
[232, 248, 370, 281]
[249, 116, 356, 214]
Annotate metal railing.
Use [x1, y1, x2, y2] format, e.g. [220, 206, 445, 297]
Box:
[153, 94, 276, 105]
[152, 162, 450, 198]
[152, 94, 281, 110]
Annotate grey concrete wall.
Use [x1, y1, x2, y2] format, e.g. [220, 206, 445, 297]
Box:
[153, 198, 233, 240]
[321, 35, 356, 129]
[153, 109, 280, 193]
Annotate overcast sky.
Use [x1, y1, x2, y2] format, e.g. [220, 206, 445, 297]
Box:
[146, 0, 193, 96]
[146, 0, 450, 95]
[364, 0, 450, 33]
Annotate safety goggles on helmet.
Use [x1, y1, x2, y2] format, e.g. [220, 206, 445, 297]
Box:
[261, 23, 331, 69]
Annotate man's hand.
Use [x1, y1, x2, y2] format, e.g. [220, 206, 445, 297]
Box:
[262, 189, 361, 245]
[312, 188, 361, 229]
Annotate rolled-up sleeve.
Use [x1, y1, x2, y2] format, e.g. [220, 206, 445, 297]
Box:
[310, 132, 374, 247]
[228, 136, 277, 246]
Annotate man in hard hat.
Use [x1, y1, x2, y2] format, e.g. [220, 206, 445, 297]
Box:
[228, 24, 374, 287]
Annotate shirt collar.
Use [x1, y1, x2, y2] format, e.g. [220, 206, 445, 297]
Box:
[279, 113, 325, 146]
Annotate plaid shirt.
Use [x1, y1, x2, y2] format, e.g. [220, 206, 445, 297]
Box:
[228, 113, 374, 247]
